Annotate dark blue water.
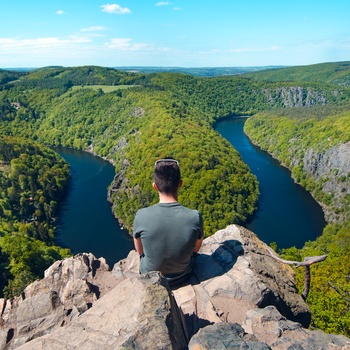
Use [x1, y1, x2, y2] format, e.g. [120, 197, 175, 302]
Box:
[55, 148, 133, 266]
[215, 117, 326, 248]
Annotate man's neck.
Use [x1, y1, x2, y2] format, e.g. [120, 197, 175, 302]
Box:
[158, 192, 178, 203]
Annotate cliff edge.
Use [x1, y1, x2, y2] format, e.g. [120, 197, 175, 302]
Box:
[1, 225, 349, 349]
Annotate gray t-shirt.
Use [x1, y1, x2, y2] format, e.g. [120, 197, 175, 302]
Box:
[133, 202, 204, 278]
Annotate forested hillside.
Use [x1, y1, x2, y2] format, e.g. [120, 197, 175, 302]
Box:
[0, 137, 71, 297]
[245, 61, 350, 87]
[0, 64, 350, 335]
[0, 69, 26, 85]
[243, 105, 350, 335]
[241, 55, 350, 336]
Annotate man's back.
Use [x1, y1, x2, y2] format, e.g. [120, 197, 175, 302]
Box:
[133, 202, 203, 277]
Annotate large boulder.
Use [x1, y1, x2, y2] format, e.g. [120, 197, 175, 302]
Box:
[188, 306, 350, 350]
[170, 225, 310, 336]
[0, 253, 118, 349]
[15, 272, 188, 350]
[242, 306, 350, 350]
[188, 322, 270, 350]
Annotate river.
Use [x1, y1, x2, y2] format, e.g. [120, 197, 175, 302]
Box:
[55, 147, 133, 266]
[215, 117, 326, 248]
[55, 118, 326, 264]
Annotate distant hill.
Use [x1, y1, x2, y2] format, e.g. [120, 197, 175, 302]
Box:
[19, 65, 136, 85]
[4, 62, 350, 83]
[113, 66, 284, 77]
[244, 61, 350, 86]
[0, 69, 27, 84]
[3, 65, 146, 90]
[1, 65, 284, 78]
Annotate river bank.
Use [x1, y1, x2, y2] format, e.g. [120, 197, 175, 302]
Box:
[215, 117, 326, 248]
[241, 121, 329, 224]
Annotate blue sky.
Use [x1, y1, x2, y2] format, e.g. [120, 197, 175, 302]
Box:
[1, 0, 350, 68]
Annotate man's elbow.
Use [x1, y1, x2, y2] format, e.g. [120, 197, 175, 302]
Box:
[133, 237, 144, 255]
[193, 238, 203, 253]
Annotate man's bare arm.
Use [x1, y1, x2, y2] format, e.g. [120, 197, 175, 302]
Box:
[133, 237, 144, 255]
[193, 238, 203, 253]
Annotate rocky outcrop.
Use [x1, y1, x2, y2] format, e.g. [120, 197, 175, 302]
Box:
[1, 225, 349, 349]
[189, 306, 350, 350]
[262, 87, 328, 108]
[13, 272, 188, 350]
[242, 306, 350, 350]
[113, 225, 310, 328]
[302, 141, 350, 222]
[0, 253, 119, 349]
[171, 225, 311, 332]
[303, 141, 350, 180]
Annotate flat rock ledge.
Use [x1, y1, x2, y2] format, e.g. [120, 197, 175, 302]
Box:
[0, 225, 349, 350]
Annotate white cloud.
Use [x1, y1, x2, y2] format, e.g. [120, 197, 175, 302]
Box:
[101, 4, 131, 14]
[105, 38, 151, 51]
[81, 26, 108, 32]
[0, 37, 91, 51]
[155, 2, 171, 6]
[56, 10, 64, 15]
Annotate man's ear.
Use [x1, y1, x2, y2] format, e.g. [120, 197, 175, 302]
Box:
[152, 182, 158, 191]
[178, 179, 183, 188]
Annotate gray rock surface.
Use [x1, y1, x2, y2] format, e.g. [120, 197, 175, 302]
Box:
[15, 272, 188, 350]
[188, 306, 350, 350]
[1, 225, 349, 350]
[188, 323, 270, 350]
[0, 253, 118, 349]
[171, 225, 310, 334]
[263, 86, 328, 107]
[242, 306, 350, 350]
[302, 141, 350, 222]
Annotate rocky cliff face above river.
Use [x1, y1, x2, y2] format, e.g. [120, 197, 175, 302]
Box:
[263, 86, 329, 108]
[1, 225, 349, 349]
[301, 141, 350, 222]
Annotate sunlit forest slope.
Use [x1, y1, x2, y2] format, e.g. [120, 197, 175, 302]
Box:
[245, 61, 350, 87]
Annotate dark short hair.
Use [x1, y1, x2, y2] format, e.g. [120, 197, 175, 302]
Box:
[154, 158, 181, 194]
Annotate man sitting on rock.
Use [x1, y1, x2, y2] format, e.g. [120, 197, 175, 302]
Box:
[133, 158, 204, 287]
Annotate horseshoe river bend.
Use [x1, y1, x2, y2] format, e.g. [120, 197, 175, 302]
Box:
[55, 117, 326, 266]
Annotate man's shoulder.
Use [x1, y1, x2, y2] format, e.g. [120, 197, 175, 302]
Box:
[136, 203, 200, 216]
[181, 206, 201, 216]
[136, 205, 155, 214]
[135, 204, 162, 216]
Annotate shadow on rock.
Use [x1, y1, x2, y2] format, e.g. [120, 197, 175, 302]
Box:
[175, 239, 244, 289]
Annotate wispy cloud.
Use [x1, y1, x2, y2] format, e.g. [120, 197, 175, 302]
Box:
[56, 10, 64, 15]
[81, 26, 108, 32]
[155, 2, 171, 6]
[105, 38, 151, 51]
[0, 37, 91, 51]
[227, 46, 282, 53]
[101, 4, 131, 14]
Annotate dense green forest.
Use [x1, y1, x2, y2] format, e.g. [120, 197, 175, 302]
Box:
[245, 61, 350, 87]
[0, 63, 350, 335]
[0, 136, 71, 297]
